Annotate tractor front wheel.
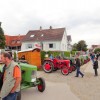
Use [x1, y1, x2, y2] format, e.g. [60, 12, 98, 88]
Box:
[42, 61, 53, 73]
[61, 67, 69, 75]
[37, 77, 45, 92]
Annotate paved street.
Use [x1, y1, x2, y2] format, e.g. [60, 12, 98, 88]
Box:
[22, 81, 79, 100]
[21, 60, 100, 100]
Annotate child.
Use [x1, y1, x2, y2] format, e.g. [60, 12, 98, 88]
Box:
[93, 57, 99, 76]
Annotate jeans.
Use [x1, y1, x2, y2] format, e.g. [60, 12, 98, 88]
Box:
[76, 67, 84, 77]
[94, 69, 98, 76]
[2, 92, 18, 100]
[91, 58, 94, 64]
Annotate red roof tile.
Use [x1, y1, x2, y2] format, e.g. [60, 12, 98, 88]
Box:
[5, 35, 25, 47]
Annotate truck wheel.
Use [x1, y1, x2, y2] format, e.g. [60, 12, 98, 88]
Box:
[42, 61, 53, 73]
[61, 67, 69, 75]
[17, 90, 21, 100]
[38, 77, 45, 92]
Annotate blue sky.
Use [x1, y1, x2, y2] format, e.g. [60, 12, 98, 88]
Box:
[0, 0, 100, 47]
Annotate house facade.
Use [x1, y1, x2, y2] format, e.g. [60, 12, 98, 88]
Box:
[67, 35, 72, 51]
[21, 27, 68, 51]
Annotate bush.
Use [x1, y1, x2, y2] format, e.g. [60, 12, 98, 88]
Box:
[71, 51, 76, 56]
[41, 51, 61, 63]
[80, 57, 84, 65]
[14, 52, 16, 61]
[41, 51, 46, 64]
[94, 48, 100, 53]
[64, 51, 70, 57]
[48, 51, 61, 58]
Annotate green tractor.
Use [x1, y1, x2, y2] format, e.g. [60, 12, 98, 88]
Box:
[0, 63, 46, 100]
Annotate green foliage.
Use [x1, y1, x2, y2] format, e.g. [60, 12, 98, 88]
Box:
[14, 52, 16, 61]
[77, 40, 87, 51]
[80, 57, 84, 65]
[72, 40, 88, 51]
[72, 43, 77, 51]
[41, 51, 61, 63]
[71, 51, 76, 56]
[94, 48, 100, 53]
[52, 51, 61, 57]
[0, 22, 5, 49]
[41, 51, 46, 64]
[64, 51, 70, 57]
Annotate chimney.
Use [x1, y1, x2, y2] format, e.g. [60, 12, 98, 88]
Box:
[50, 26, 52, 29]
[40, 26, 42, 30]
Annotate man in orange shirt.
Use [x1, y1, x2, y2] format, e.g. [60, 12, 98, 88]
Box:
[0, 52, 21, 100]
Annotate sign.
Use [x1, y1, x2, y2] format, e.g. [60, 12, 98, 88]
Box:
[34, 43, 41, 49]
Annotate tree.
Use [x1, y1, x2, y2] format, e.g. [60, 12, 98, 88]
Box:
[94, 48, 100, 53]
[72, 40, 88, 51]
[72, 43, 77, 51]
[77, 40, 87, 51]
[0, 22, 5, 49]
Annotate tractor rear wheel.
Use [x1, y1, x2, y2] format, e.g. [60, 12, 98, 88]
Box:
[37, 77, 45, 92]
[61, 67, 69, 75]
[53, 67, 58, 71]
[42, 61, 53, 73]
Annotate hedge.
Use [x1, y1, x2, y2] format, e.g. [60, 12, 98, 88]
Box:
[64, 51, 70, 57]
[71, 51, 76, 56]
[94, 48, 100, 53]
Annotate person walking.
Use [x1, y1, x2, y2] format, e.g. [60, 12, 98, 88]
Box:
[75, 55, 84, 78]
[93, 57, 99, 76]
[90, 52, 95, 64]
[0, 52, 21, 100]
[96, 52, 99, 60]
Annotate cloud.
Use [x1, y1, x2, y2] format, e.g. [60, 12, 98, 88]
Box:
[0, 0, 100, 47]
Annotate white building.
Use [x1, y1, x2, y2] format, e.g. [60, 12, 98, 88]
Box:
[67, 35, 72, 51]
[21, 27, 71, 51]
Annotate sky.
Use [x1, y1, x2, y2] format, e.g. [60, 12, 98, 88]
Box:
[0, 0, 100, 47]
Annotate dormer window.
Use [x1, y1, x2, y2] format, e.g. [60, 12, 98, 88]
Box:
[17, 40, 20, 43]
[30, 35, 35, 37]
[11, 40, 16, 44]
[41, 34, 44, 37]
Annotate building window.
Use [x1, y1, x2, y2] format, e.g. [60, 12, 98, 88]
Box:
[30, 35, 35, 37]
[27, 44, 32, 48]
[49, 44, 53, 48]
[41, 34, 44, 37]
[17, 40, 20, 43]
[11, 40, 16, 44]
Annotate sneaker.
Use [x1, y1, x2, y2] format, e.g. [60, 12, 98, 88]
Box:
[75, 76, 78, 77]
[82, 75, 84, 78]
